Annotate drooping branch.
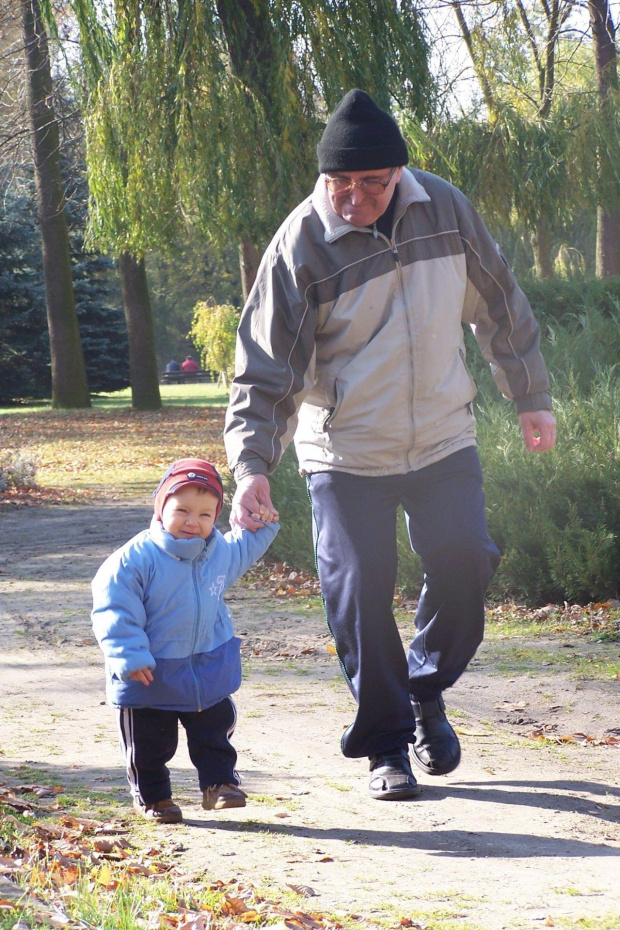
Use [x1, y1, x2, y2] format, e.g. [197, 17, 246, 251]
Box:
[451, 0, 498, 115]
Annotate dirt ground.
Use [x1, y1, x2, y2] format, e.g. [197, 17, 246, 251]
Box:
[1, 500, 619, 930]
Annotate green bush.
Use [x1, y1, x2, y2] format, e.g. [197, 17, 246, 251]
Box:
[479, 365, 620, 603]
[265, 448, 316, 572]
[190, 302, 238, 387]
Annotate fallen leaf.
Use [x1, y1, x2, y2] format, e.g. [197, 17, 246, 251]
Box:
[286, 884, 317, 897]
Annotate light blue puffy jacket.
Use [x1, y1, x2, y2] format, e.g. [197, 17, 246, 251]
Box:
[91, 516, 279, 711]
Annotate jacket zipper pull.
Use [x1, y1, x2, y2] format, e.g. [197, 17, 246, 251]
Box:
[391, 240, 400, 261]
[373, 223, 378, 239]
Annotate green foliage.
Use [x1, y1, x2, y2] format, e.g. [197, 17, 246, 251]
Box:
[190, 302, 239, 385]
[405, 104, 573, 235]
[70, 0, 432, 258]
[478, 369, 620, 603]
[264, 447, 315, 572]
[521, 275, 620, 326]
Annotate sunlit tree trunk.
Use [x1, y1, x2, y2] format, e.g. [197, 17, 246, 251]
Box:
[21, 0, 90, 408]
[530, 217, 554, 280]
[589, 0, 620, 277]
[118, 253, 162, 410]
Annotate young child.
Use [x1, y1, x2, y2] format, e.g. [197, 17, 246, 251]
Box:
[91, 458, 279, 824]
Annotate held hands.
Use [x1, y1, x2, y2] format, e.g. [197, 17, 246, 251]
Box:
[129, 668, 154, 686]
[518, 410, 557, 453]
[230, 474, 279, 531]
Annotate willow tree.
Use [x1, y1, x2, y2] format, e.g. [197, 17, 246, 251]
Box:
[442, 0, 576, 278]
[69, 0, 167, 409]
[71, 0, 431, 302]
[21, 0, 90, 408]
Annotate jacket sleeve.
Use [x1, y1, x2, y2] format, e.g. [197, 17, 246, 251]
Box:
[91, 550, 155, 681]
[222, 522, 280, 589]
[224, 241, 317, 481]
[455, 189, 552, 413]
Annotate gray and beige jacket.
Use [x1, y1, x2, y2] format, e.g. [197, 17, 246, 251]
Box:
[225, 168, 551, 480]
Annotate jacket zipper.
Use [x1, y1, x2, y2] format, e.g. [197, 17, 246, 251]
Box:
[190, 560, 202, 710]
[376, 229, 416, 468]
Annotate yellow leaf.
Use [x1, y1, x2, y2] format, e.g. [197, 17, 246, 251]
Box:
[96, 863, 113, 886]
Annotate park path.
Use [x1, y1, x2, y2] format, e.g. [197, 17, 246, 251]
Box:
[0, 500, 619, 930]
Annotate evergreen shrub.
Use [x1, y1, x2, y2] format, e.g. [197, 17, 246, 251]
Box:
[0, 175, 128, 404]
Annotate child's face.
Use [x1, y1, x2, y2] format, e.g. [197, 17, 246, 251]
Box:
[161, 486, 219, 540]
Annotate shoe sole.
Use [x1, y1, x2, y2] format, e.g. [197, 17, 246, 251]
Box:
[202, 797, 247, 811]
[411, 744, 461, 776]
[135, 811, 183, 823]
[368, 783, 421, 801]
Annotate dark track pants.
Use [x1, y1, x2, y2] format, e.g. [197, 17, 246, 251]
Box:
[117, 697, 239, 804]
[307, 447, 501, 759]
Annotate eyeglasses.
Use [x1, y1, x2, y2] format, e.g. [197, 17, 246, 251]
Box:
[325, 166, 397, 196]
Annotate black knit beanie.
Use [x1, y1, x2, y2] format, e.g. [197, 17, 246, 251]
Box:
[317, 89, 409, 173]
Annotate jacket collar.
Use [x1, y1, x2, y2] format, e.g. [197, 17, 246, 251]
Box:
[311, 167, 431, 244]
[149, 515, 215, 561]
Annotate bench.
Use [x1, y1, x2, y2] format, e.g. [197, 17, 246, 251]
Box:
[160, 369, 214, 385]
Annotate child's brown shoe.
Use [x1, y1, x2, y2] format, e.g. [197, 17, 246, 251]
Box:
[202, 783, 247, 810]
[133, 798, 183, 823]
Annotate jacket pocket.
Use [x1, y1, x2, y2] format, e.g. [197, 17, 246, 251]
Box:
[459, 348, 478, 400]
[322, 380, 340, 431]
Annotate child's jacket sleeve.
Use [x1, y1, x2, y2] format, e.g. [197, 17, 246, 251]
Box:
[223, 521, 280, 589]
[91, 550, 156, 681]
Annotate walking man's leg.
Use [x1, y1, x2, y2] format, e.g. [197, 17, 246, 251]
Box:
[308, 471, 419, 800]
[403, 447, 501, 774]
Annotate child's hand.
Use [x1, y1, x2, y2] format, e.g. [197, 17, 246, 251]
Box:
[251, 504, 277, 524]
[129, 667, 154, 686]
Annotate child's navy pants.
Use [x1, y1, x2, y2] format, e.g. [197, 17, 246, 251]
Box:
[117, 696, 239, 804]
[307, 446, 500, 759]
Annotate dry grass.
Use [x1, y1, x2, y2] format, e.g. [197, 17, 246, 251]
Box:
[0, 406, 229, 503]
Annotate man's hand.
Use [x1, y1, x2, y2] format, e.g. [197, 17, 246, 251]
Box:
[518, 410, 556, 452]
[230, 474, 279, 531]
[129, 668, 154, 686]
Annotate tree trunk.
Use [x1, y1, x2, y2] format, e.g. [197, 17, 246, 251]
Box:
[596, 205, 620, 277]
[530, 217, 554, 279]
[589, 0, 620, 277]
[118, 253, 162, 410]
[239, 237, 261, 301]
[21, 0, 91, 408]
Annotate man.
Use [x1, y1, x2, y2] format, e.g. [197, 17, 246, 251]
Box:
[181, 356, 200, 372]
[224, 89, 556, 800]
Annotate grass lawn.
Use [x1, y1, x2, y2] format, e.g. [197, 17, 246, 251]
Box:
[0, 384, 231, 501]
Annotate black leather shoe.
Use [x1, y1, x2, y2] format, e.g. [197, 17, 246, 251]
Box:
[411, 695, 461, 776]
[368, 747, 421, 800]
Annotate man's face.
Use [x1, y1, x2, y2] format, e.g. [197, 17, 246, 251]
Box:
[161, 485, 219, 540]
[326, 166, 403, 227]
